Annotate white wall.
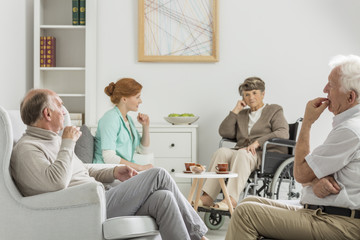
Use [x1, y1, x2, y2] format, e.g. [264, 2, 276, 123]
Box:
[1, 0, 360, 165]
[96, 0, 360, 165]
[0, 0, 33, 109]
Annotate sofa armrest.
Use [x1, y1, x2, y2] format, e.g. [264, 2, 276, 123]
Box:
[104, 216, 159, 240]
[20, 182, 105, 210]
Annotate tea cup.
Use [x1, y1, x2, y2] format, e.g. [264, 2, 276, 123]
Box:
[215, 163, 228, 172]
[184, 162, 196, 171]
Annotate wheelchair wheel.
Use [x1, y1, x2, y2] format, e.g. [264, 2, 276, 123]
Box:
[270, 157, 301, 200]
[204, 212, 225, 230]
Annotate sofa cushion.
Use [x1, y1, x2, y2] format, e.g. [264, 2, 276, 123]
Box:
[74, 125, 94, 163]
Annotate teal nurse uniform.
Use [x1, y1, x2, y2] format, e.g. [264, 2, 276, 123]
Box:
[93, 107, 141, 164]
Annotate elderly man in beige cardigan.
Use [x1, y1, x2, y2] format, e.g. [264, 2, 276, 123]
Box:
[200, 77, 289, 210]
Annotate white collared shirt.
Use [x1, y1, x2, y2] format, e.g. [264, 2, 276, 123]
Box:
[301, 104, 360, 209]
[248, 104, 266, 134]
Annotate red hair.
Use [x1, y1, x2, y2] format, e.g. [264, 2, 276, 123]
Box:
[104, 78, 142, 104]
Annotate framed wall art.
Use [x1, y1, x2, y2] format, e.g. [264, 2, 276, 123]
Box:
[138, 0, 219, 62]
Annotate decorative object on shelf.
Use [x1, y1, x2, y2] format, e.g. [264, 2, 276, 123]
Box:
[72, 0, 86, 25]
[70, 112, 84, 126]
[138, 0, 219, 62]
[40, 36, 56, 67]
[164, 116, 199, 125]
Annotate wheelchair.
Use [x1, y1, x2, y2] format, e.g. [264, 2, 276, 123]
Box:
[199, 118, 303, 230]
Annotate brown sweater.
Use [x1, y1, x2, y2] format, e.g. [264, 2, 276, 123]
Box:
[219, 104, 289, 166]
[11, 126, 115, 197]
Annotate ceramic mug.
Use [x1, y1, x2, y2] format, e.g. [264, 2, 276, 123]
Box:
[184, 162, 196, 171]
[215, 163, 228, 172]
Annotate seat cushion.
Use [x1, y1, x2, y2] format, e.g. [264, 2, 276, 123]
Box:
[103, 216, 159, 240]
[74, 124, 94, 163]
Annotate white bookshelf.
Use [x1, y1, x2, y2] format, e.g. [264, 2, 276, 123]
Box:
[34, 0, 97, 125]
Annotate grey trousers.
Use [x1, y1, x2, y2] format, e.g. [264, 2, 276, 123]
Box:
[106, 167, 207, 240]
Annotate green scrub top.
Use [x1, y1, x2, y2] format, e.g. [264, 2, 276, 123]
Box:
[93, 107, 141, 164]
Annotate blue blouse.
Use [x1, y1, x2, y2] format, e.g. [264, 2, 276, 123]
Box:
[93, 107, 141, 164]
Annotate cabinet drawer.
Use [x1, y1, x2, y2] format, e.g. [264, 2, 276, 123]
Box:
[155, 158, 192, 183]
[151, 133, 191, 158]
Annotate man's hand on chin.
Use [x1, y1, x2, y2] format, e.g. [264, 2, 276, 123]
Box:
[113, 165, 138, 182]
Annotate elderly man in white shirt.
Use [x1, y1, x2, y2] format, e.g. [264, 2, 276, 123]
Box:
[225, 55, 360, 240]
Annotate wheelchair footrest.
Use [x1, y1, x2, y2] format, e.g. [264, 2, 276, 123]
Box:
[197, 206, 232, 217]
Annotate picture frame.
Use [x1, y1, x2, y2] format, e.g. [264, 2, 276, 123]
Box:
[138, 0, 219, 62]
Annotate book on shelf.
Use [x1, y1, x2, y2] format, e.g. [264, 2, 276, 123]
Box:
[46, 36, 56, 67]
[72, 0, 79, 25]
[40, 36, 46, 67]
[72, 0, 86, 25]
[79, 0, 86, 25]
[40, 36, 56, 67]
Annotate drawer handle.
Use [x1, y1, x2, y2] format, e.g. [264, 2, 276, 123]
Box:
[171, 169, 175, 172]
[170, 143, 175, 148]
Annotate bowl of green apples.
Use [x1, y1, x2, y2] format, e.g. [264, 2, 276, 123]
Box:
[164, 113, 199, 125]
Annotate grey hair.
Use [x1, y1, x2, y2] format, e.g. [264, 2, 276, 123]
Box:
[329, 55, 360, 101]
[238, 77, 265, 96]
[20, 90, 55, 125]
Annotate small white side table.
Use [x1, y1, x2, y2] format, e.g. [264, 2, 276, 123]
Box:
[175, 172, 238, 215]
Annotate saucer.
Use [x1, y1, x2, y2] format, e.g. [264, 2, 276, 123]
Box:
[183, 170, 193, 174]
[216, 170, 229, 174]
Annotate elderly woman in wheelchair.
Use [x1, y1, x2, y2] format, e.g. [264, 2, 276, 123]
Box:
[199, 77, 289, 211]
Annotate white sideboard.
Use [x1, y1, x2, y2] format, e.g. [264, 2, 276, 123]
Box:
[137, 123, 198, 195]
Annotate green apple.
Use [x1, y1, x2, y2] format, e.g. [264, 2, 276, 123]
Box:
[168, 113, 180, 117]
[180, 113, 195, 117]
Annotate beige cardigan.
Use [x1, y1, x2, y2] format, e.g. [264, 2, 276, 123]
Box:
[11, 126, 115, 197]
[219, 104, 289, 167]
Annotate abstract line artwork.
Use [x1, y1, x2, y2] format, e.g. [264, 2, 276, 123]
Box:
[138, 0, 218, 62]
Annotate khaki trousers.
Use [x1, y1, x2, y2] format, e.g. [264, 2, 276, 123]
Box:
[226, 196, 360, 240]
[202, 147, 257, 202]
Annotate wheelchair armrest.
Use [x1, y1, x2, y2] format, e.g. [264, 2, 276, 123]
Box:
[221, 138, 237, 143]
[219, 138, 237, 148]
[261, 138, 296, 174]
[264, 138, 296, 149]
